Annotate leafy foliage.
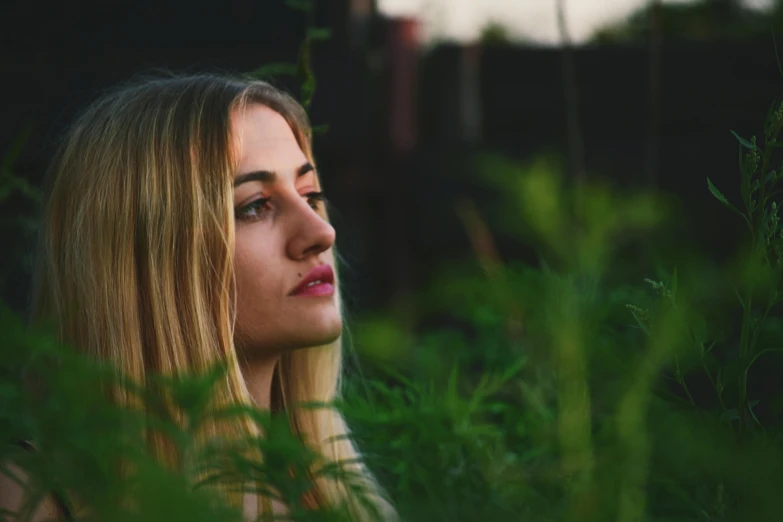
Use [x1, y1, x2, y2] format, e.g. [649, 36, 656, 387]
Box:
[0, 303, 380, 522]
[591, 0, 773, 44]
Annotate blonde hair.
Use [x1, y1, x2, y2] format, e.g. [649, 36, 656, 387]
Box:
[30, 73, 394, 520]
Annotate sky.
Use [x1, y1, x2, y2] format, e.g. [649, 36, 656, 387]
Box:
[376, 0, 775, 44]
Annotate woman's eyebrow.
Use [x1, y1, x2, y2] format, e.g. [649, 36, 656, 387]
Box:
[233, 162, 314, 187]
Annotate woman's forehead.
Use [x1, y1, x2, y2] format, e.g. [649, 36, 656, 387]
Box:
[231, 104, 307, 172]
[232, 104, 294, 143]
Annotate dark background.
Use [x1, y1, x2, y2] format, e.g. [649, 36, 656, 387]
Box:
[2, 0, 782, 318]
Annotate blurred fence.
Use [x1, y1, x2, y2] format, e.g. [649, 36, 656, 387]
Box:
[2, 4, 782, 312]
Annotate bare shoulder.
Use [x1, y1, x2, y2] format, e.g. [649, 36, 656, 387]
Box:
[0, 463, 62, 522]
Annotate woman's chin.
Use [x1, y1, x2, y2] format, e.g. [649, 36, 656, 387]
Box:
[304, 317, 343, 347]
[282, 311, 343, 351]
[234, 304, 343, 355]
[305, 302, 342, 340]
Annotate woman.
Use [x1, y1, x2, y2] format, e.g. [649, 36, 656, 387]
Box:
[0, 73, 395, 521]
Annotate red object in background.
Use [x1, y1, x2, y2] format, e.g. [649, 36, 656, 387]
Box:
[387, 17, 420, 156]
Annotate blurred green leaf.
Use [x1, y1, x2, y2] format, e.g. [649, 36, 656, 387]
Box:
[707, 177, 731, 207]
[731, 130, 755, 150]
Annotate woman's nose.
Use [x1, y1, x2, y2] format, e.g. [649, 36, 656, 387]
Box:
[285, 196, 336, 261]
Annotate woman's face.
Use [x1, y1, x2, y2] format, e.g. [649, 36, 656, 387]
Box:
[230, 103, 341, 357]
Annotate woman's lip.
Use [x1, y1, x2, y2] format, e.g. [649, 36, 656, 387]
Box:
[289, 264, 335, 296]
[291, 282, 335, 297]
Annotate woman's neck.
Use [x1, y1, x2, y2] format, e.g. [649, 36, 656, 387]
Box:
[239, 355, 280, 410]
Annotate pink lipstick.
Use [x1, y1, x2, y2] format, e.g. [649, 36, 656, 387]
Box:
[289, 264, 335, 297]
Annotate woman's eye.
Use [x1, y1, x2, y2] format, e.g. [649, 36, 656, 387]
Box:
[236, 198, 270, 221]
[305, 191, 327, 210]
[235, 192, 327, 222]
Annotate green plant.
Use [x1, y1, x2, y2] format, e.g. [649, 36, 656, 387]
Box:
[248, 0, 330, 135]
[0, 303, 381, 522]
[0, 124, 42, 299]
[343, 81, 783, 520]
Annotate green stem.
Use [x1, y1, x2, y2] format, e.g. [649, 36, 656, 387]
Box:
[748, 293, 777, 355]
[703, 359, 727, 412]
[738, 295, 752, 440]
[676, 371, 698, 410]
[699, 343, 727, 413]
[758, 114, 780, 235]
[674, 354, 698, 410]
[737, 114, 782, 440]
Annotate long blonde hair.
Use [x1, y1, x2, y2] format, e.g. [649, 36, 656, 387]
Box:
[30, 73, 394, 520]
